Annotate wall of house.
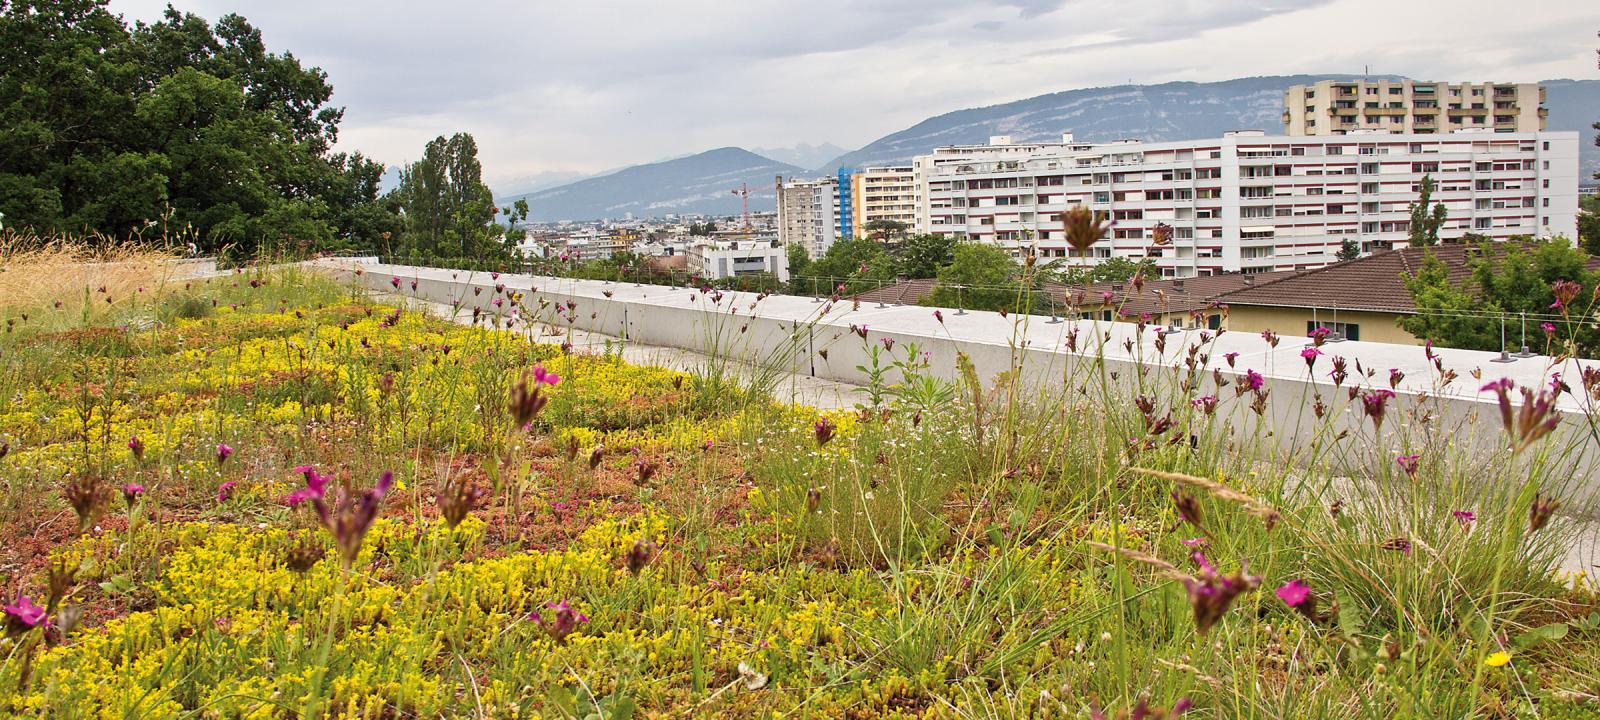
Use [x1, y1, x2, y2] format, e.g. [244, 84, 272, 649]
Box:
[1225, 306, 1419, 345]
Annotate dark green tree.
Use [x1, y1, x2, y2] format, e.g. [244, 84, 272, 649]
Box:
[1336, 239, 1361, 262]
[1048, 256, 1156, 285]
[0, 0, 388, 254]
[784, 243, 811, 279]
[1407, 174, 1448, 247]
[863, 218, 909, 241]
[501, 198, 530, 247]
[1579, 193, 1600, 256]
[895, 233, 956, 278]
[392, 133, 505, 262]
[791, 238, 894, 295]
[1399, 237, 1600, 356]
[924, 242, 1019, 311]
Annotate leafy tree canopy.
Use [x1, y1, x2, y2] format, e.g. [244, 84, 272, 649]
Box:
[924, 242, 1023, 312]
[1400, 236, 1600, 357]
[391, 133, 506, 262]
[0, 0, 389, 255]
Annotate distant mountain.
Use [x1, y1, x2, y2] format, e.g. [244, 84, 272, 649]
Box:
[818, 75, 1391, 171]
[819, 75, 1600, 179]
[750, 142, 848, 171]
[502, 147, 805, 222]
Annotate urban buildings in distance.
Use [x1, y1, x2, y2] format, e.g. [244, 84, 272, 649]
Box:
[541, 80, 1583, 283]
[1283, 80, 1547, 136]
[916, 129, 1577, 277]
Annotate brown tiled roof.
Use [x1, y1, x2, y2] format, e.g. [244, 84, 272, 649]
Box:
[849, 242, 1596, 317]
[1216, 244, 1486, 314]
[849, 278, 939, 304]
[1066, 270, 1301, 317]
[850, 272, 1292, 316]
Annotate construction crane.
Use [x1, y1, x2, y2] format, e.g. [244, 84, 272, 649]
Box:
[729, 183, 753, 230]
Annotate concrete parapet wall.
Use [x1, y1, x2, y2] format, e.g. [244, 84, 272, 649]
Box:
[319, 260, 1600, 482]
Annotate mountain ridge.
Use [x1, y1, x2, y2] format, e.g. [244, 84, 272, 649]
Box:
[820, 75, 1600, 176]
[499, 147, 804, 222]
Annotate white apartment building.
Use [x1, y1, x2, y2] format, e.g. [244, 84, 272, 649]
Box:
[916, 130, 1579, 277]
[775, 176, 836, 258]
[688, 233, 790, 282]
[1284, 80, 1546, 136]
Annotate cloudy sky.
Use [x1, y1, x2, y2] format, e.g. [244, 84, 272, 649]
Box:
[106, 0, 1598, 191]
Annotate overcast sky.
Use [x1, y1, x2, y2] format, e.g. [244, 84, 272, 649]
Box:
[106, 0, 1598, 190]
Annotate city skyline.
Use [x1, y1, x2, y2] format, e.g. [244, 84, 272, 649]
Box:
[104, 0, 1599, 188]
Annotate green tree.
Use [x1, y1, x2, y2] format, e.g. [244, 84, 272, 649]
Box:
[1047, 256, 1156, 285]
[863, 218, 909, 241]
[895, 233, 956, 278]
[501, 198, 530, 247]
[0, 1, 388, 254]
[392, 133, 505, 262]
[791, 238, 894, 295]
[1336, 239, 1361, 262]
[1399, 237, 1600, 355]
[784, 243, 811, 279]
[1407, 174, 1448, 247]
[924, 242, 1019, 311]
[1579, 193, 1600, 256]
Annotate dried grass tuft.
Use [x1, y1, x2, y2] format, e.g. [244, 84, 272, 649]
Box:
[0, 231, 185, 316]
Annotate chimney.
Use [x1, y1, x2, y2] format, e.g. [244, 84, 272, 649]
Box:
[1173, 279, 1186, 292]
[1243, 277, 1255, 286]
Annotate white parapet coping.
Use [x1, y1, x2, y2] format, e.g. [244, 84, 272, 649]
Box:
[317, 260, 1600, 480]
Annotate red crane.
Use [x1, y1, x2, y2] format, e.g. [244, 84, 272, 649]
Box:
[730, 183, 753, 230]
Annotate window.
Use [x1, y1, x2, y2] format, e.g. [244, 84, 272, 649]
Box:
[1308, 321, 1360, 341]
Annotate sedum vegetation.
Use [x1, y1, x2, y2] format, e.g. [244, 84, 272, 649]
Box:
[0, 253, 1599, 719]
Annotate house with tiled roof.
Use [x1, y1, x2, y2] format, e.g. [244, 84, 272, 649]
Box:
[1212, 244, 1593, 344]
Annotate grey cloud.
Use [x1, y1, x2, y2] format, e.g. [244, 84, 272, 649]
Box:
[104, 0, 1600, 185]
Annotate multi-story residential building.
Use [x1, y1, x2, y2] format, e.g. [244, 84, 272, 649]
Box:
[1284, 80, 1547, 136]
[851, 166, 917, 238]
[916, 130, 1579, 278]
[775, 175, 837, 258]
[688, 231, 790, 282]
[835, 168, 855, 241]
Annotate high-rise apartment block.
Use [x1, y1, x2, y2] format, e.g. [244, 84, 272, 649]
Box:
[775, 176, 836, 258]
[1283, 80, 1546, 136]
[914, 130, 1579, 278]
[850, 166, 917, 238]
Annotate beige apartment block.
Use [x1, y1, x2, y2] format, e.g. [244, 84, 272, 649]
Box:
[851, 166, 917, 238]
[1283, 80, 1546, 136]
